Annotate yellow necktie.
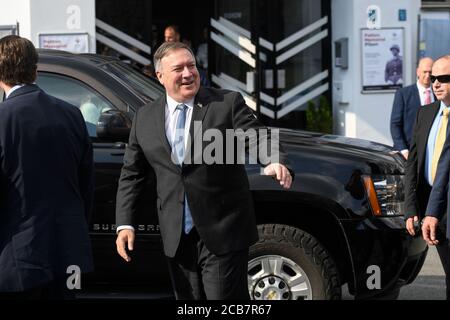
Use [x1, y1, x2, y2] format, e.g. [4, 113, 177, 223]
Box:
[431, 108, 450, 183]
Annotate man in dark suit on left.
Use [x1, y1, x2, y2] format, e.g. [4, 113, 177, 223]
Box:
[0, 35, 94, 299]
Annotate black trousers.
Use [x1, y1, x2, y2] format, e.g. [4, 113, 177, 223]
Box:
[167, 228, 250, 300]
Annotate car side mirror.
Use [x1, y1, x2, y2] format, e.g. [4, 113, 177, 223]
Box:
[96, 110, 131, 142]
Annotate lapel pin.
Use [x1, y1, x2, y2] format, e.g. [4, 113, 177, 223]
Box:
[197, 102, 203, 108]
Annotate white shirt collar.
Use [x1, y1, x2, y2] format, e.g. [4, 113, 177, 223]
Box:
[416, 81, 432, 92]
[166, 95, 195, 114]
[5, 84, 26, 98]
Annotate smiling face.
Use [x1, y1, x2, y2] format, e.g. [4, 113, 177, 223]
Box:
[156, 48, 200, 102]
[432, 57, 450, 106]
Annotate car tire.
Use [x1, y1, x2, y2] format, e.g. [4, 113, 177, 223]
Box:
[248, 224, 341, 300]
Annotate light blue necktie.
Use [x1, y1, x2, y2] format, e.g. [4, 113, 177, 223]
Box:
[173, 104, 193, 234]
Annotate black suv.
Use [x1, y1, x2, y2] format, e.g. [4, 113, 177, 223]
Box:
[18, 50, 427, 300]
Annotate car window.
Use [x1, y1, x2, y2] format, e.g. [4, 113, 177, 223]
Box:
[101, 61, 164, 103]
[36, 73, 115, 137]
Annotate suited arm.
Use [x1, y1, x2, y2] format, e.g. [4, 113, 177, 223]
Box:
[0, 143, 3, 208]
[390, 90, 407, 151]
[78, 118, 95, 223]
[231, 92, 294, 184]
[116, 111, 151, 227]
[425, 137, 450, 220]
[404, 109, 420, 219]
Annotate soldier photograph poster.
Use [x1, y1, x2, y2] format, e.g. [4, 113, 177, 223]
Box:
[361, 28, 404, 92]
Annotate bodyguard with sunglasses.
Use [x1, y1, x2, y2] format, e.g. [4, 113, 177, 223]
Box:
[405, 55, 450, 299]
[423, 55, 450, 300]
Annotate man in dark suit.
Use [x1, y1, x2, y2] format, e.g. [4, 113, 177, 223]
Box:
[405, 58, 450, 300]
[390, 57, 434, 159]
[115, 41, 292, 300]
[421, 55, 450, 300]
[0, 36, 94, 298]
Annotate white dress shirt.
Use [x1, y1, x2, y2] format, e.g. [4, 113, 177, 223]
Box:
[417, 81, 434, 106]
[165, 95, 194, 151]
[5, 84, 25, 99]
[425, 101, 450, 186]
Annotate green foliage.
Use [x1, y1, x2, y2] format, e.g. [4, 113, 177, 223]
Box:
[305, 95, 332, 133]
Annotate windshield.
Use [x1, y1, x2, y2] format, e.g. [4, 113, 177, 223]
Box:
[101, 61, 164, 103]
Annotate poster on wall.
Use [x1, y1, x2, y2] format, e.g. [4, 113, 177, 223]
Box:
[39, 33, 89, 53]
[361, 28, 404, 92]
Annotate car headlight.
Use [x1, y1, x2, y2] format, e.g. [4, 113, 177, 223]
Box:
[362, 175, 405, 217]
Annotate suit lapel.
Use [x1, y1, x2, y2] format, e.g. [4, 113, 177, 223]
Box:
[154, 88, 210, 165]
[418, 101, 440, 174]
[185, 88, 210, 162]
[153, 96, 173, 157]
[412, 85, 421, 109]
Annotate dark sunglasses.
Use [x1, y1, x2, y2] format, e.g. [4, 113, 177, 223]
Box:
[430, 75, 450, 83]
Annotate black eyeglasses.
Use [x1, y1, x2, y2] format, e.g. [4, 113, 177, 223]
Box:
[430, 75, 450, 83]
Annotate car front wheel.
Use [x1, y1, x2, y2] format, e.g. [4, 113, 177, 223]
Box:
[248, 224, 341, 300]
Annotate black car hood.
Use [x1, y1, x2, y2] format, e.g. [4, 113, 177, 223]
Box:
[278, 129, 404, 174]
[318, 134, 392, 153]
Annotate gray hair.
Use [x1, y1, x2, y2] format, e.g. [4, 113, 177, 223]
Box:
[153, 41, 196, 73]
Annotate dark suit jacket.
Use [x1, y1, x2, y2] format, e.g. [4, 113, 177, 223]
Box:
[425, 123, 450, 239]
[0, 85, 94, 291]
[404, 101, 440, 220]
[390, 84, 422, 151]
[116, 87, 290, 257]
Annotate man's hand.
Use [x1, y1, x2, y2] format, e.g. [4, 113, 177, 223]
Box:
[421, 216, 440, 246]
[406, 215, 418, 236]
[263, 163, 292, 189]
[116, 229, 135, 262]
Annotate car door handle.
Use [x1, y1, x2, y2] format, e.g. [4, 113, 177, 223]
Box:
[113, 142, 127, 149]
[111, 142, 126, 156]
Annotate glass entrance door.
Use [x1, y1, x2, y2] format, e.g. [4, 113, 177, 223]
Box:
[211, 0, 331, 130]
[210, 0, 258, 112]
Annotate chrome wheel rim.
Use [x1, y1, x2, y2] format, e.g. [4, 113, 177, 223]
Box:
[248, 255, 312, 300]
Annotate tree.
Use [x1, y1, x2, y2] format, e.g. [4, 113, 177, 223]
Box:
[306, 95, 332, 134]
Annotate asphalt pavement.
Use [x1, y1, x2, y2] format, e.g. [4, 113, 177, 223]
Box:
[342, 245, 446, 300]
[398, 245, 446, 300]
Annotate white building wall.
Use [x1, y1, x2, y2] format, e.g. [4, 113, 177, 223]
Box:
[332, 0, 421, 146]
[0, 0, 96, 53]
[0, 0, 31, 37]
